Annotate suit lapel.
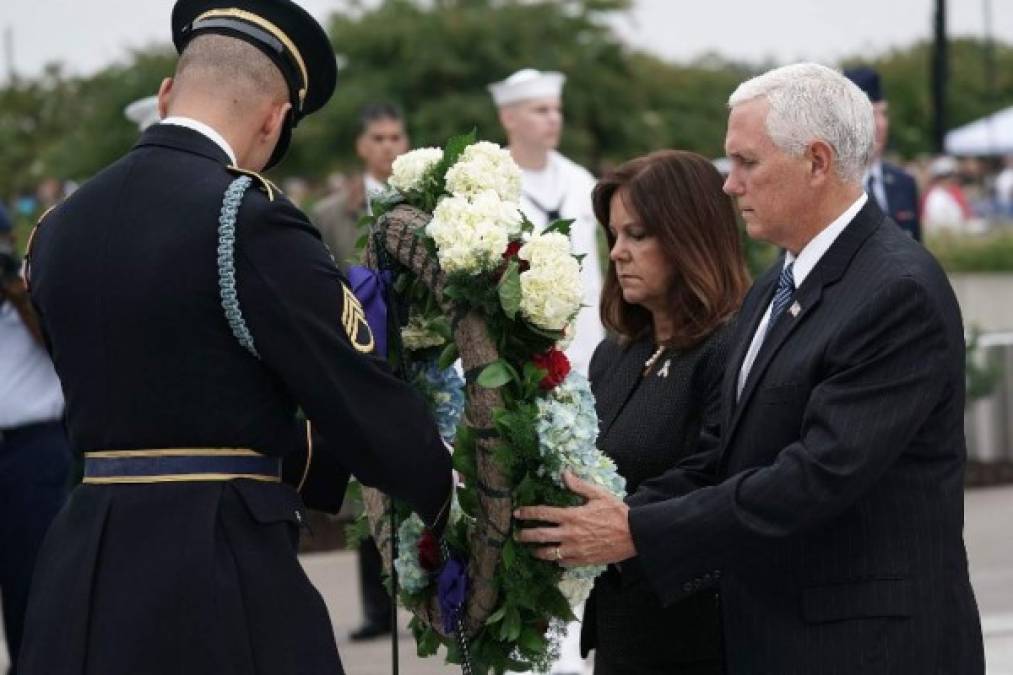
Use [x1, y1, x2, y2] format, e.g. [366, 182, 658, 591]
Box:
[598, 339, 655, 435]
[722, 199, 885, 451]
[729, 279, 823, 431]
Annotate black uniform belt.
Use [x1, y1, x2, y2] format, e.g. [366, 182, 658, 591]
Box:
[82, 449, 281, 484]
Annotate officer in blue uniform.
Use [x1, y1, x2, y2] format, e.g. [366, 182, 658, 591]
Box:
[845, 66, 922, 241]
[18, 2, 453, 674]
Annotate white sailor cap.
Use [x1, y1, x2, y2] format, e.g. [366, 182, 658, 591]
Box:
[124, 95, 161, 132]
[488, 68, 566, 107]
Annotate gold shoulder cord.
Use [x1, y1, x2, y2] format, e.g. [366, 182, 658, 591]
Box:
[226, 166, 278, 202]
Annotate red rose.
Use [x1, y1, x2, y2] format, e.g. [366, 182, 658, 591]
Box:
[531, 348, 571, 390]
[496, 241, 529, 277]
[417, 529, 441, 572]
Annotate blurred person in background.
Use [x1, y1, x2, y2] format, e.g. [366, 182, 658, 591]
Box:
[845, 67, 922, 241]
[922, 156, 973, 234]
[489, 68, 604, 378]
[995, 155, 1013, 217]
[0, 203, 72, 675]
[312, 102, 408, 273]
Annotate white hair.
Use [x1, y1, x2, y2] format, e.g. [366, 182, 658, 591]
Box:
[728, 63, 874, 183]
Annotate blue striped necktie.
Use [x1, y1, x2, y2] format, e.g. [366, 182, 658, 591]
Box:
[765, 262, 795, 337]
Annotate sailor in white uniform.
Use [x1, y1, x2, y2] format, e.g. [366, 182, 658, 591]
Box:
[489, 68, 604, 380]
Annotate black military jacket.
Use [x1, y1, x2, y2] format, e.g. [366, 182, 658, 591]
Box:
[19, 124, 452, 674]
[29, 123, 451, 519]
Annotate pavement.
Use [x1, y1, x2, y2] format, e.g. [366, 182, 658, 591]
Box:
[3, 484, 1013, 674]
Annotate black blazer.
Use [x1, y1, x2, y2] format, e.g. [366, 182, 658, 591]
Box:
[21, 124, 451, 675]
[580, 329, 730, 672]
[627, 199, 984, 674]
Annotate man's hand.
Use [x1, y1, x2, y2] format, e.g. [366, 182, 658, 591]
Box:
[513, 471, 636, 566]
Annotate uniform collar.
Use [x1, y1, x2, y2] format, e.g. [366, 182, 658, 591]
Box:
[159, 117, 238, 165]
[133, 123, 232, 166]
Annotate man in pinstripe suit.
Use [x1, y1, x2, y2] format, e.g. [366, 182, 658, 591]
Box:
[517, 63, 984, 673]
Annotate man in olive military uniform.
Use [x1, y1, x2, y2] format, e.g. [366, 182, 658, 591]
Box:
[18, 2, 453, 674]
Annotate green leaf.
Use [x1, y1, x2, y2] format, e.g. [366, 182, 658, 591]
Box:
[497, 259, 521, 320]
[542, 218, 574, 238]
[414, 622, 441, 657]
[518, 625, 547, 655]
[477, 359, 514, 389]
[500, 605, 522, 642]
[451, 443, 475, 479]
[353, 232, 370, 253]
[436, 341, 459, 370]
[428, 315, 453, 341]
[457, 484, 479, 518]
[484, 604, 508, 626]
[502, 537, 517, 569]
[542, 586, 578, 622]
[442, 128, 478, 168]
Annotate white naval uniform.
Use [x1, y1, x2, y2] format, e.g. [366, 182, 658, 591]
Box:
[519, 151, 604, 378]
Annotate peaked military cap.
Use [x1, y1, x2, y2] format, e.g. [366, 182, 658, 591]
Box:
[171, 0, 337, 168]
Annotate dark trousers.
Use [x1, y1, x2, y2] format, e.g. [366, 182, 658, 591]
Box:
[358, 538, 391, 626]
[0, 421, 71, 674]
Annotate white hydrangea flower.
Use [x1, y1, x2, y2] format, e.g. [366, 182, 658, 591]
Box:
[558, 571, 597, 606]
[426, 193, 518, 275]
[517, 233, 582, 330]
[445, 141, 522, 203]
[389, 147, 444, 193]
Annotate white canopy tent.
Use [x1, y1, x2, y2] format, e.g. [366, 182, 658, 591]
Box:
[944, 106, 1013, 156]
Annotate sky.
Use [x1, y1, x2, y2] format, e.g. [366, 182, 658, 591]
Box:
[1, 0, 1010, 81]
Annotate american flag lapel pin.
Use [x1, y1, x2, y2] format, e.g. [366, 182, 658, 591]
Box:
[788, 301, 801, 317]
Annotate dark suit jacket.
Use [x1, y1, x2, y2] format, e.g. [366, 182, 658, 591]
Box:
[21, 124, 451, 675]
[627, 199, 984, 674]
[881, 161, 921, 241]
[581, 331, 730, 672]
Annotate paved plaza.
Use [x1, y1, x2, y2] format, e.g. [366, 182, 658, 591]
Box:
[3, 484, 1012, 674]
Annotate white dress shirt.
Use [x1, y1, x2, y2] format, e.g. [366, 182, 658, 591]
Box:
[160, 116, 238, 166]
[736, 193, 868, 398]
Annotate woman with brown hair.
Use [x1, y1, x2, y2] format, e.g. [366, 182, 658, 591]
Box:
[580, 150, 750, 674]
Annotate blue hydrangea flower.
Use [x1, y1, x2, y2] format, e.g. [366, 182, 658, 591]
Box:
[534, 371, 627, 605]
[394, 513, 431, 595]
[409, 359, 466, 444]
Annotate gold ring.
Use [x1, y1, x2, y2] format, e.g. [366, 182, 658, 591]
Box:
[554, 546, 562, 561]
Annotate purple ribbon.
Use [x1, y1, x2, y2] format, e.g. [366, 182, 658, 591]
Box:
[437, 556, 469, 634]
[347, 266, 390, 358]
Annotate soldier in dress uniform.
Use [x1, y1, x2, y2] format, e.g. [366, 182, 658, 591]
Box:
[17, 2, 453, 674]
